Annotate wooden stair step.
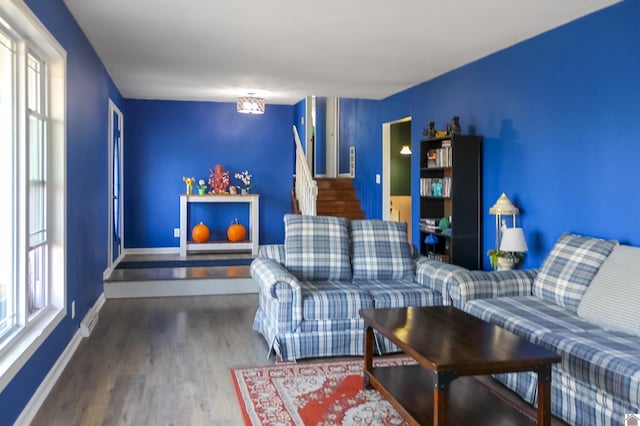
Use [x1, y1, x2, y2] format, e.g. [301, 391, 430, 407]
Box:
[316, 189, 357, 200]
[317, 200, 362, 209]
[315, 178, 356, 190]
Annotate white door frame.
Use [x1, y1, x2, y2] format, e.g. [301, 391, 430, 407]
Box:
[381, 116, 411, 220]
[106, 99, 124, 274]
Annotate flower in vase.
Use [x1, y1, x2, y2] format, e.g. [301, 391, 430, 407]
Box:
[234, 170, 253, 191]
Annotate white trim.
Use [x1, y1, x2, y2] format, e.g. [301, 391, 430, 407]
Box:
[0, 0, 67, 397]
[382, 122, 391, 220]
[305, 96, 313, 174]
[123, 246, 180, 255]
[381, 116, 411, 221]
[14, 293, 105, 426]
[324, 96, 338, 177]
[107, 99, 124, 270]
[104, 278, 258, 299]
[115, 244, 266, 257]
[0, 309, 64, 393]
[102, 250, 124, 281]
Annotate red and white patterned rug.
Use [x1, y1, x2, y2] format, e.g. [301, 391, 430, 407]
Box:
[231, 356, 415, 425]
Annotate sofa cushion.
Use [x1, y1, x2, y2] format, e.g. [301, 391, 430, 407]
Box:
[350, 220, 414, 280]
[537, 329, 640, 409]
[464, 296, 598, 344]
[355, 279, 443, 309]
[532, 233, 617, 313]
[299, 280, 373, 320]
[284, 214, 351, 281]
[577, 245, 640, 336]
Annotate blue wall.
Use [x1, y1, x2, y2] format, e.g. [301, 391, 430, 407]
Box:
[0, 0, 123, 424]
[345, 1, 639, 269]
[293, 98, 305, 149]
[123, 100, 294, 247]
[3, 0, 639, 422]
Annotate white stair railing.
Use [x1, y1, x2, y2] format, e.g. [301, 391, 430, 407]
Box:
[293, 125, 317, 215]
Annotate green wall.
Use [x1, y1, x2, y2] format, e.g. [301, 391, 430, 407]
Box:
[391, 121, 411, 196]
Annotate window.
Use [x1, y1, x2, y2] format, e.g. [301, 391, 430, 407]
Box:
[0, 1, 66, 393]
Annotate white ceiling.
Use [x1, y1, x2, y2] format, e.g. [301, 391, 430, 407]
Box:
[63, 0, 619, 105]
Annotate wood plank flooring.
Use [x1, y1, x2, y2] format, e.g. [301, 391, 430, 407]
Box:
[32, 292, 567, 425]
[32, 294, 272, 426]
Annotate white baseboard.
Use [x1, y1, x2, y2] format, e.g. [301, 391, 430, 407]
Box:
[122, 247, 180, 255]
[104, 278, 258, 298]
[102, 252, 125, 281]
[15, 292, 106, 426]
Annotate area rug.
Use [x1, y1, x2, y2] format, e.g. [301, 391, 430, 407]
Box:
[231, 356, 416, 425]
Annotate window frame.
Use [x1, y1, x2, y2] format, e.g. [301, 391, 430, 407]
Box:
[0, 0, 66, 394]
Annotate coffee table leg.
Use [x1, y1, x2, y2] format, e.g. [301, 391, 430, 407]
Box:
[364, 325, 374, 388]
[536, 364, 552, 426]
[433, 372, 455, 426]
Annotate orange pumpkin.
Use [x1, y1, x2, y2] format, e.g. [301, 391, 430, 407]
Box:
[227, 218, 247, 242]
[192, 222, 210, 243]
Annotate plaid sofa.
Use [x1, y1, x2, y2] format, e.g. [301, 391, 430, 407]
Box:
[251, 214, 447, 362]
[445, 233, 640, 426]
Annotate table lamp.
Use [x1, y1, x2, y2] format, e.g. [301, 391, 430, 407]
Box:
[424, 233, 439, 257]
[489, 193, 519, 249]
[498, 227, 528, 270]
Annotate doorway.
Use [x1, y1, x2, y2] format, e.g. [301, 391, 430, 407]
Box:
[107, 100, 124, 271]
[382, 117, 412, 242]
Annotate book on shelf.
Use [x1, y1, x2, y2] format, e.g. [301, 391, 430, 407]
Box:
[419, 217, 439, 225]
[426, 252, 450, 263]
[424, 144, 452, 168]
[420, 177, 452, 197]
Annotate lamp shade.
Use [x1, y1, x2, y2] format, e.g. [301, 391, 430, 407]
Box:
[489, 193, 519, 215]
[424, 233, 439, 245]
[237, 95, 265, 114]
[400, 145, 412, 155]
[500, 227, 528, 252]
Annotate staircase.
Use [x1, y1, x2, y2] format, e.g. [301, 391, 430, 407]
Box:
[312, 178, 365, 219]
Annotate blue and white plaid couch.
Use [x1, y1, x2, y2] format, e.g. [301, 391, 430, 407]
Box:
[251, 214, 450, 362]
[443, 233, 640, 426]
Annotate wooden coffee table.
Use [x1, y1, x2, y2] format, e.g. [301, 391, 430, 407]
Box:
[359, 306, 561, 426]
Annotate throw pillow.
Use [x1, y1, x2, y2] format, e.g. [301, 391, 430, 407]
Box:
[351, 220, 414, 280]
[284, 214, 351, 281]
[577, 245, 640, 336]
[532, 233, 618, 312]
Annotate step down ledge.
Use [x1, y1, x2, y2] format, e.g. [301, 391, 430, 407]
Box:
[104, 277, 258, 299]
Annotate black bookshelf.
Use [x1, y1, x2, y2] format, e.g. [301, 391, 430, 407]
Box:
[419, 135, 482, 270]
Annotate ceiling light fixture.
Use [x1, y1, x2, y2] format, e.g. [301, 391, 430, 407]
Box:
[237, 93, 265, 114]
[400, 145, 412, 155]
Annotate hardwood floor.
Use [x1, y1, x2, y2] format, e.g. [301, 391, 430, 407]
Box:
[32, 294, 272, 426]
[32, 292, 567, 425]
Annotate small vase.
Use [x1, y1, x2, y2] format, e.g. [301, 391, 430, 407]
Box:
[497, 257, 515, 271]
[198, 187, 206, 195]
[186, 184, 193, 195]
[241, 188, 247, 195]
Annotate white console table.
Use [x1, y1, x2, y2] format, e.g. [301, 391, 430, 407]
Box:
[179, 194, 260, 257]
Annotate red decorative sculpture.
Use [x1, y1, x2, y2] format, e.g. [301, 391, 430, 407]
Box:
[209, 164, 230, 193]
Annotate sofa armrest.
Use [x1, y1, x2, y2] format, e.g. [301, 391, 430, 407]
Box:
[250, 257, 302, 332]
[448, 269, 538, 309]
[414, 257, 469, 305]
[257, 244, 286, 265]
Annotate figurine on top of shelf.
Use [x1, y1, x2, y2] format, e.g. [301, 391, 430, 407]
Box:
[423, 121, 437, 139]
[197, 179, 207, 195]
[447, 116, 461, 135]
[182, 176, 195, 195]
[209, 164, 230, 193]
